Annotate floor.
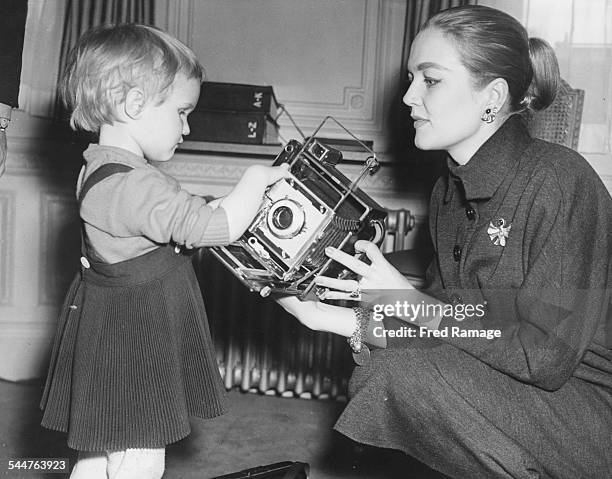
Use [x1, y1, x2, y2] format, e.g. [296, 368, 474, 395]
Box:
[0, 380, 448, 479]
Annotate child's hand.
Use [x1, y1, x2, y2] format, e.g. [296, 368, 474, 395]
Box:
[207, 198, 222, 209]
[243, 164, 291, 187]
[219, 163, 291, 242]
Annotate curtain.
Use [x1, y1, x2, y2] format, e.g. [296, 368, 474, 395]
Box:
[391, 0, 472, 163]
[401, 0, 472, 84]
[19, 0, 154, 119]
[55, 0, 154, 119]
[18, 0, 66, 118]
[58, 0, 155, 84]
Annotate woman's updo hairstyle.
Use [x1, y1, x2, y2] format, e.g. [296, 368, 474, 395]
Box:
[422, 5, 560, 112]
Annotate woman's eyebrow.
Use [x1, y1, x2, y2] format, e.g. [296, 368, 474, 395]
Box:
[406, 61, 450, 75]
[416, 62, 450, 71]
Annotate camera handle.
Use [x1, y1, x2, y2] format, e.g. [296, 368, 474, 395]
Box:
[330, 155, 379, 217]
[308, 115, 376, 160]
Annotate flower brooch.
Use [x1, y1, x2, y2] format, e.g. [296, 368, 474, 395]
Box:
[487, 218, 511, 247]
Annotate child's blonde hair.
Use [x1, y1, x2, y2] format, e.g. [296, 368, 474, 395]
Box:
[61, 24, 204, 132]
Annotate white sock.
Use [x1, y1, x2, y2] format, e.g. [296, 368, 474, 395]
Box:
[70, 451, 107, 479]
[107, 448, 165, 479]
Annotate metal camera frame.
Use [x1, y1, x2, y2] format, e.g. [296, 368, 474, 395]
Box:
[210, 116, 386, 299]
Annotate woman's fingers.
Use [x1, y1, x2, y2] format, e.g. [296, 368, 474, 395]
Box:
[314, 275, 359, 292]
[318, 290, 362, 301]
[274, 295, 301, 313]
[324, 247, 370, 276]
[354, 240, 385, 263]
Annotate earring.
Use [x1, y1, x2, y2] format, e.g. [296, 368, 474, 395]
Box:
[481, 106, 498, 123]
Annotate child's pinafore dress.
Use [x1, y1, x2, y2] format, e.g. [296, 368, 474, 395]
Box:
[40, 163, 227, 451]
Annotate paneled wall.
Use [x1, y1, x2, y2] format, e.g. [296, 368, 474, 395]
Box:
[0, 123, 82, 380]
[155, 0, 408, 151]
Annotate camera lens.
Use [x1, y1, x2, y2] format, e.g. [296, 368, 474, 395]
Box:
[272, 206, 293, 230]
[267, 199, 305, 239]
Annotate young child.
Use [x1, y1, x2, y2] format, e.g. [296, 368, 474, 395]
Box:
[39, 24, 288, 479]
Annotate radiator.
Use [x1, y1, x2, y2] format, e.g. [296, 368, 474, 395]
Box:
[195, 209, 416, 400]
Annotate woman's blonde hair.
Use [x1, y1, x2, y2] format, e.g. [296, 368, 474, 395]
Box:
[61, 24, 204, 132]
[423, 5, 560, 113]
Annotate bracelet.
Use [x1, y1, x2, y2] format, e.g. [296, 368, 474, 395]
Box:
[0, 118, 9, 131]
[348, 307, 368, 353]
[348, 307, 371, 365]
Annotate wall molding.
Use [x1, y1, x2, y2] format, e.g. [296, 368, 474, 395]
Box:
[0, 320, 54, 335]
[163, 150, 421, 198]
[0, 191, 16, 306]
[6, 133, 422, 199]
[4, 136, 83, 178]
[0, 321, 56, 381]
[272, 0, 406, 148]
[158, 0, 407, 152]
[38, 191, 80, 305]
[273, 1, 377, 120]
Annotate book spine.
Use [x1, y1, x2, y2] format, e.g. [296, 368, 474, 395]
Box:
[188, 111, 278, 145]
[198, 83, 277, 113]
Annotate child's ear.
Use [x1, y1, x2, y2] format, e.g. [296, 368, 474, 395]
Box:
[124, 88, 146, 119]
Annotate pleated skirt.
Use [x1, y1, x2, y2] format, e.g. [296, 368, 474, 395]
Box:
[40, 246, 228, 451]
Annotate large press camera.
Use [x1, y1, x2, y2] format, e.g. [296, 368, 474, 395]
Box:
[211, 118, 387, 300]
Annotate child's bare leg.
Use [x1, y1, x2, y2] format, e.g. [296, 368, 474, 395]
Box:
[70, 451, 107, 479]
[107, 448, 165, 479]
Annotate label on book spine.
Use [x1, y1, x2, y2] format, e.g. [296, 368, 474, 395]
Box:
[188, 110, 278, 145]
[197, 82, 278, 115]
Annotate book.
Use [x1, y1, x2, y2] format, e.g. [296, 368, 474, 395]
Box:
[197, 81, 280, 117]
[187, 110, 279, 145]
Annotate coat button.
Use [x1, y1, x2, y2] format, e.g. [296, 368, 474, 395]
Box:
[80, 256, 91, 269]
[453, 245, 462, 262]
[466, 206, 476, 220]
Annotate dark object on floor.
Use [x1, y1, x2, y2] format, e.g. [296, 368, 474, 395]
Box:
[211, 461, 309, 478]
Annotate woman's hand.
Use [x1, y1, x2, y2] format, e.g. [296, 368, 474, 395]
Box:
[275, 296, 321, 330]
[315, 240, 414, 301]
[275, 295, 357, 337]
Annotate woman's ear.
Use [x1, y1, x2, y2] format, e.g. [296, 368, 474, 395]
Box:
[124, 88, 146, 119]
[485, 78, 509, 112]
